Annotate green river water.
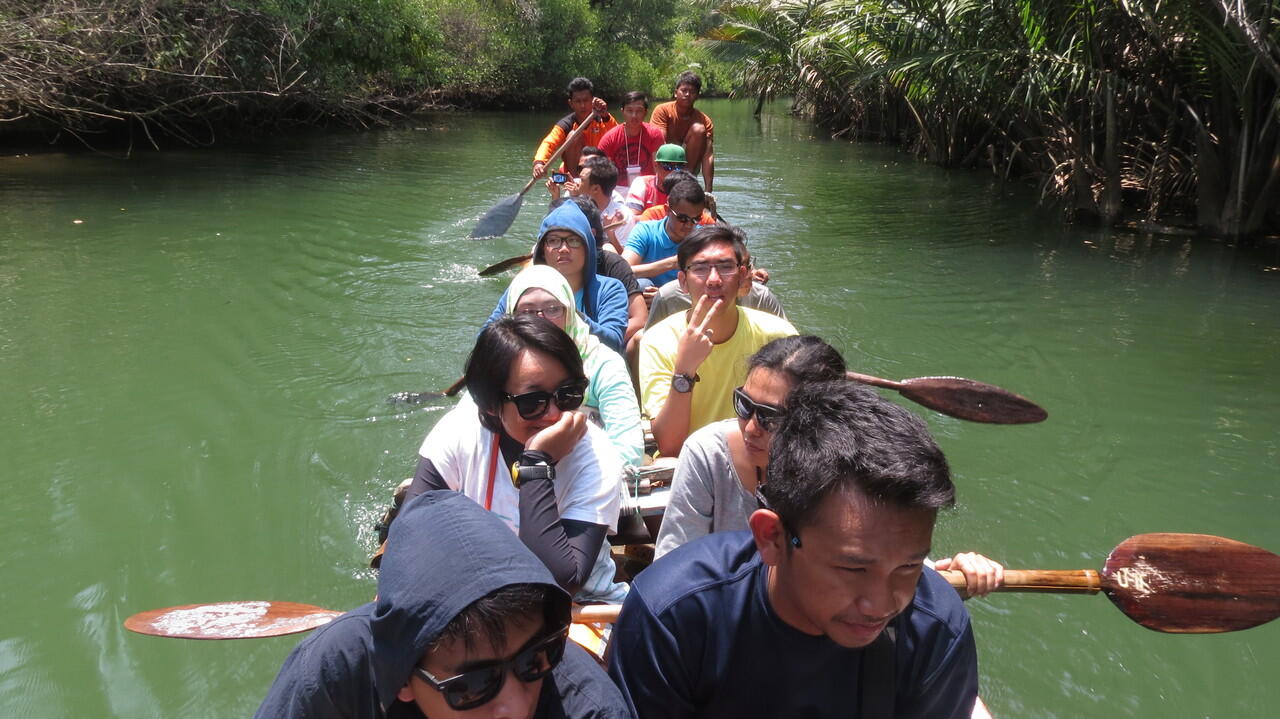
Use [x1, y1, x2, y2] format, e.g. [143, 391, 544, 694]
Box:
[2, 100, 1277, 717]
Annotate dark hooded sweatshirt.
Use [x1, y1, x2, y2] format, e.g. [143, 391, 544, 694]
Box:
[254, 491, 632, 719]
[483, 202, 629, 351]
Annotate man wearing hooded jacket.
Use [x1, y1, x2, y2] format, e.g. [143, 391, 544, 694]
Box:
[484, 202, 629, 352]
[255, 491, 631, 719]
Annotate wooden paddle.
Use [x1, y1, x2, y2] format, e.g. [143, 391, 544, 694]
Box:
[477, 218, 629, 277]
[938, 533, 1280, 633]
[387, 376, 467, 405]
[470, 111, 600, 239]
[125, 602, 622, 640]
[847, 370, 1047, 424]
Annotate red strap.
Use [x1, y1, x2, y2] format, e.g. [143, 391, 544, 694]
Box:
[483, 436, 501, 511]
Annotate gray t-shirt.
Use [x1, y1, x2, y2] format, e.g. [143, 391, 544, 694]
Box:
[654, 419, 760, 558]
[644, 280, 787, 329]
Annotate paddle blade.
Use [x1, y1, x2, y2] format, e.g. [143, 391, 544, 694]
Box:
[896, 376, 1048, 424]
[470, 194, 524, 239]
[1102, 533, 1280, 633]
[478, 254, 533, 277]
[125, 601, 341, 640]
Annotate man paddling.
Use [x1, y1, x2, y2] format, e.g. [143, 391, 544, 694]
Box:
[256, 491, 630, 719]
[650, 71, 715, 191]
[607, 381, 980, 718]
[533, 78, 618, 180]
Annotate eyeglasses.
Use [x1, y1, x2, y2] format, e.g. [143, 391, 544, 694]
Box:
[514, 303, 567, 321]
[732, 386, 784, 433]
[550, 172, 569, 184]
[543, 234, 585, 250]
[685, 260, 740, 279]
[505, 378, 588, 420]
[667, 206, 699, 225]
[413, 625, 569, 711]
[658, 162, 684, 171]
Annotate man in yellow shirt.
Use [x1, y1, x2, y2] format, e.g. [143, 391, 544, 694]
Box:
[533, 77, 618, 179]
[640, 225, 797, 456]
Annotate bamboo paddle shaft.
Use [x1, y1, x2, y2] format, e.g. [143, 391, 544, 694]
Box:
[939, 569, 1101, 597]
[846, 371, 902, 390]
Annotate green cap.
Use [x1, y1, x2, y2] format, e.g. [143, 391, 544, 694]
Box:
[655, 144, 687, 163]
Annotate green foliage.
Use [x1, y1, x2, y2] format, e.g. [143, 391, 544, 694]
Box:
[1, 0, 688, 145]
[697, 0, 1280, 236]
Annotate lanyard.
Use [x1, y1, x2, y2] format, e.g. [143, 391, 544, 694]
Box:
[484, 436, 501, 511]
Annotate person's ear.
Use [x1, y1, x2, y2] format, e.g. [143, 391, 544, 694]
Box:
[397, 681, 415, 703]
[749, 509, 787, 566]
[677, 270, 688, 294]
[737, 264, 752, 298]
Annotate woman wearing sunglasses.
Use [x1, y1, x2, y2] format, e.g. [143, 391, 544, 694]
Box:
[654, 336, 1005, 598]
[506, 265, 643, 469]
[405, 314, 628, 604]
[483, 202, 630, 352]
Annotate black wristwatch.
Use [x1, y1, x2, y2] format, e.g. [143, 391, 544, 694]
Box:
[512, 460, 554, 488]
[672, 372, 700, 393]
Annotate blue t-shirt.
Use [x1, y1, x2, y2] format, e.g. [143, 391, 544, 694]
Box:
[624, 219, 679, 285]
[606, 531, 979, 718]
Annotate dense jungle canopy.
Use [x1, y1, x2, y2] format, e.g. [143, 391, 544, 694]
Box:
[2, 0, 1277, 236]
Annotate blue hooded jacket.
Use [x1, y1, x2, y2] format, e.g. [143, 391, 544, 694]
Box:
[484, 202, 629, 351]
[254, 491, 632, 719]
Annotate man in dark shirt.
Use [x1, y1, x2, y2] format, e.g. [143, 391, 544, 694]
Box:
[256, 491, 631, 719]
[606, 380, 980, 718]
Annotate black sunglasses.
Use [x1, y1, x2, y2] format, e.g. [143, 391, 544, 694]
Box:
[732, 386, 784, 433]
[658, 162, 684, 171]
[413, 625, 569, 711]
[505, 379, 588, 420]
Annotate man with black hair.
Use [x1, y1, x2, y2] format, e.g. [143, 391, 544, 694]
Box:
[574, 155, 633, 249]
[638, 225, 796, 456]
[607, 380, 980, 718]
[533, 78, 618, 179]
[622, 179, 707, 287]
[650, 71, 715, 191]
[257, 491, 631, 719]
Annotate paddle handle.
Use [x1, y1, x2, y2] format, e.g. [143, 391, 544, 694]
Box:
[572, 604, 621, 624]
[846, 371, 903, 391]
[524, 110, 602, 198]
[939, 569, 1101, 597]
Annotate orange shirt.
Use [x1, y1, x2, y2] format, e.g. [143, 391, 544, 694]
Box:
[636, 205, 716, 225]
[534, 112, 619, 164]
[650, 102, 714, 145]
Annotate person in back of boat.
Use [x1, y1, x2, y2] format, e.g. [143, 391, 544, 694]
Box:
[622, 180, 707, 290]
[533, 77, 617, 180]
[484, 202, 629, 352]
[607, 381, 979, 718]
[596, 91, 666, 188]
[405, 315, 629, 604]
[654, 335, 1003, 593]
[650, 71, 715, 191]
[644, 249, 785, 329]
[640, 225, 796, 457]
[622, 144, 686, 213]
[256, 491, 631, 719]
[506, 265, 643, 468]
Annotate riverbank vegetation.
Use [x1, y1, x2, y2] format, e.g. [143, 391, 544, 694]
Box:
[704, 0, 1279, 237]
[0, 0, 685, 148]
